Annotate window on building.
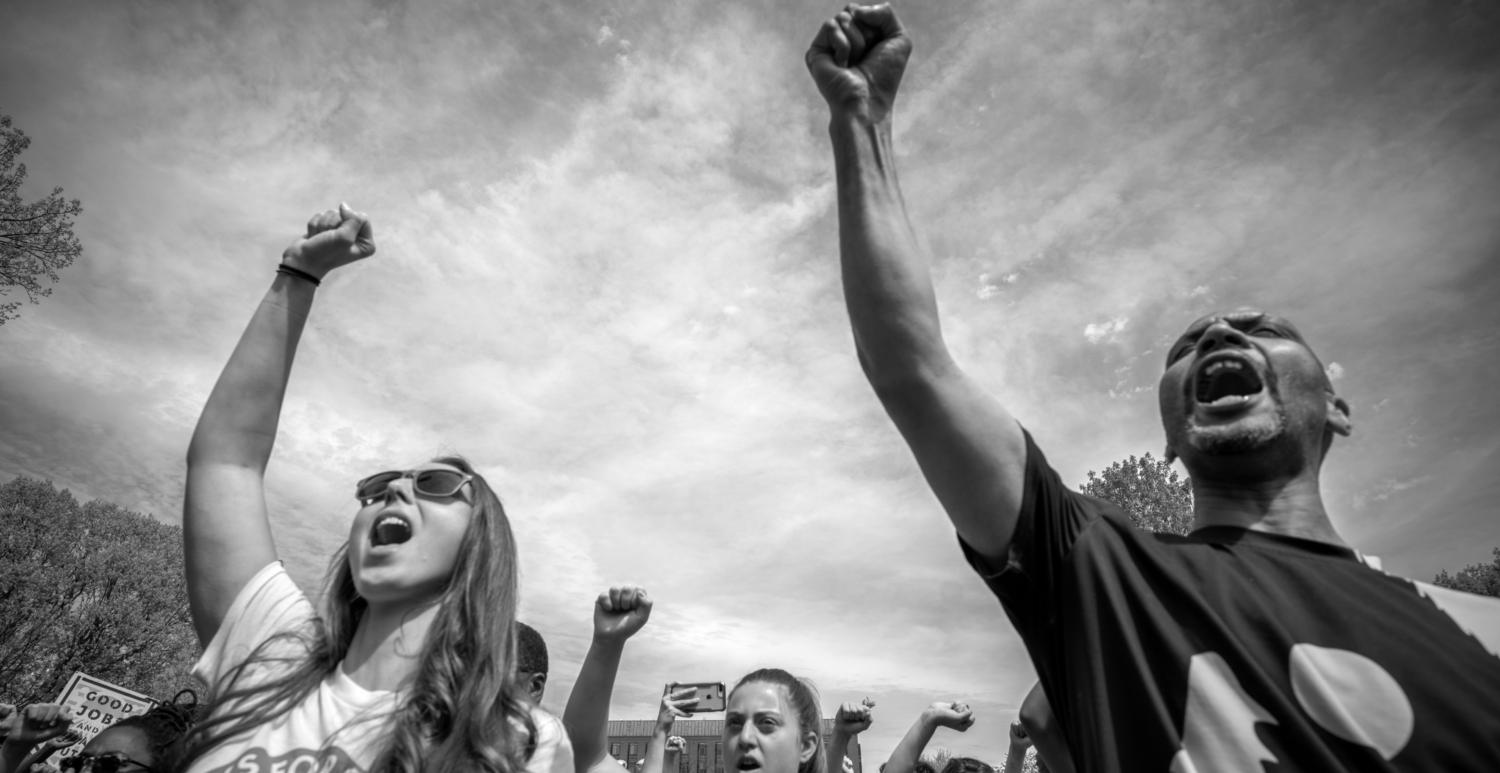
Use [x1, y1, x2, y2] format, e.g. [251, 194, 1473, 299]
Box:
[714, 743, 723, 773]
[628, 743, 639, 771]
[611, 744, 621, 758]
[697, 743, 708, 773]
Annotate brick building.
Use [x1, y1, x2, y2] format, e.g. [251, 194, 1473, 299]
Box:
[605, 720, 864, 773]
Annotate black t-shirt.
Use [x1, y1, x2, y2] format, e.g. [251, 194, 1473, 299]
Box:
[963, 430, 1500, 772]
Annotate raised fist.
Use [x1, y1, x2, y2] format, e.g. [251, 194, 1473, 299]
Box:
[666, 736, 688, 754]
[926, 701, 974, 732]
[805, 3, 912, 123]
[1008, 720, 1032, 749]
[594, 585, 653, 644]
[4, 704, 73, 749]
[281, 202, 376, 280]
[834, 700, 873, 735]
[842, 756, 855, 773]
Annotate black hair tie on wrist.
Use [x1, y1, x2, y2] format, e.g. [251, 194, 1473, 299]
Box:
[277, 263, 322, 286]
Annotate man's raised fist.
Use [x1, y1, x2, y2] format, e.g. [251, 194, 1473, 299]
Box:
[805, 4, 912, 123]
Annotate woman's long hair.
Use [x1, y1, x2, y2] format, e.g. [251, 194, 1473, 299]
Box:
[173, 456, 537, 773]
[728, 669, 826, 773]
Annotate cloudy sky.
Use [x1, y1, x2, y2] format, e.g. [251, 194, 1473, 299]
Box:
[3, 0, 1498, 763]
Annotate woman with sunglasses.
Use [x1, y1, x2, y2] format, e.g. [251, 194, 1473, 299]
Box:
[177, 204, 572, 773]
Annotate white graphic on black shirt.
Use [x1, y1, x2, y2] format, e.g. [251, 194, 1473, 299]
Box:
[1289, 643, 1413, 759]
[1171, 647, 1417, 770]
[1170, 652, 1279, 773]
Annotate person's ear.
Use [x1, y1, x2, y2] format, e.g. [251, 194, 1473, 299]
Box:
[799, 730, 819, 766]
[1326, 394, 1352, 437]
[526, 672, 547, 702]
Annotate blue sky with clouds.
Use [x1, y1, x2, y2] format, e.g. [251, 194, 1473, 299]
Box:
[2, 0, 1498, 764]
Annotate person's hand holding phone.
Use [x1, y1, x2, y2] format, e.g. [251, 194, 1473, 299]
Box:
[656, 683, 699, 733]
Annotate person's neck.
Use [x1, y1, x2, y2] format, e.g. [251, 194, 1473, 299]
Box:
[341, 598, 442, 692]
[1188, 465, 1346, 547]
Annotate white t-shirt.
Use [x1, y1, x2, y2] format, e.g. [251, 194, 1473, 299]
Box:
[190, 562, 574, 773]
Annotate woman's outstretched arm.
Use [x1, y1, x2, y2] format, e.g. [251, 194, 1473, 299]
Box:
[183, 203, 375, 646]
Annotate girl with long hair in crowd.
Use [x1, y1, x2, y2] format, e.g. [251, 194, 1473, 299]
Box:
[722, 670, 824, 773]
[177, 204, 573, 773]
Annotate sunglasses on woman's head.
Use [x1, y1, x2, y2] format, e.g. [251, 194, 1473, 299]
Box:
[59, 754, 155, 773]
[356, 469, 473, 506]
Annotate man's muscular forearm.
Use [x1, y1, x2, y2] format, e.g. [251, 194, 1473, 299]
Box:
[831, 114, 952, 389]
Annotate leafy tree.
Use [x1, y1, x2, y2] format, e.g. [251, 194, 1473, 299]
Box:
[0, 477, 197, 706]
[1080, 452, 1194, 536]
[1432, 548, 1500, 597]
[1, 113, 83, 325]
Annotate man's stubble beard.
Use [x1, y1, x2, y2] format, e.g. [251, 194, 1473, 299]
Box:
[1183, 373, 1291, 458]
[1185, 404, 1288, 456]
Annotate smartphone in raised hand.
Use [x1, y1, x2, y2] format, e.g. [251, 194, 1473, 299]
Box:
[675, 682, 726, 713]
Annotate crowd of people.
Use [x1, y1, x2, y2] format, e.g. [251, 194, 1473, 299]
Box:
[5, 2, 1499, 772]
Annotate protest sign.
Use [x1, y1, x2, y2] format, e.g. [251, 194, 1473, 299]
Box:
[50, 672, 158, 759]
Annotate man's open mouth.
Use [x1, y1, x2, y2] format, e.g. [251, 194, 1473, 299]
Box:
[370, 514, 413, 547]
[1194, 356, 1265, 407]
[736, 760, 761, 771]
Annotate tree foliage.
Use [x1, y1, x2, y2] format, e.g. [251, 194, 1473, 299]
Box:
[1432, 548, 1500, 598]
[0, 477, 197, 706]
[1, 114, 83, 325]
[1080, 453, 1194, 536]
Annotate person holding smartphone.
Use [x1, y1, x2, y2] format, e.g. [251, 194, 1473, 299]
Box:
[175, 203, 573, 773]
[639, 685, 698, 773]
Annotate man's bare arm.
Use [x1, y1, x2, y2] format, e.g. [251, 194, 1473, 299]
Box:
[808, 4, 1026, 561]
